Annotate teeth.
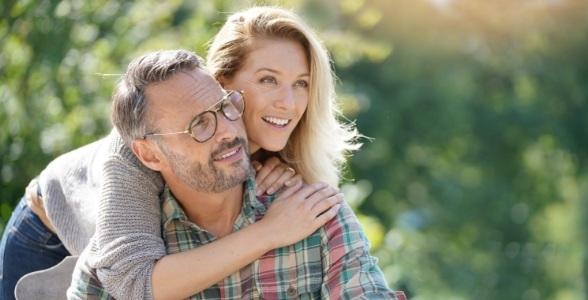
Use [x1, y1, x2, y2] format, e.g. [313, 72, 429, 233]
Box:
[263, 117, 289, 126]
[216, 148, 238, 160]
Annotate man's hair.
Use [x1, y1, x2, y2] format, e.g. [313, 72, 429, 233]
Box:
[111, 49, 203, 146]
[206, 6, 361, 186]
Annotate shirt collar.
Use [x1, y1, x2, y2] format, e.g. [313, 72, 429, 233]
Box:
[161, 174, 274, 231]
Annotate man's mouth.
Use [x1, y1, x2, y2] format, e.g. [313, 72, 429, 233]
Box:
[213, 146, 240, 161]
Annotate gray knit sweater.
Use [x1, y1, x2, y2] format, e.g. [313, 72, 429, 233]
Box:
[42, 129, 164, 300]
[40, 135, 109, 255]
[80, 130, 166, 300]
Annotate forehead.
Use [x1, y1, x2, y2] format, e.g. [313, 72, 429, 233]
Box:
[242, 39, 309, 74]
[145, 68, 225, 123]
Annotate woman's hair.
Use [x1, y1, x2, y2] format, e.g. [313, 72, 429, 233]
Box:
[206, 6, 361, 186]
[111, 50, 203, 145]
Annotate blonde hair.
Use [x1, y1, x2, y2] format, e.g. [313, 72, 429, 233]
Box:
[206, 6, 361, 186]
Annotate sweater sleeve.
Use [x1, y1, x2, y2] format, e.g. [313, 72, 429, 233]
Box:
[88, 130, 166, 300]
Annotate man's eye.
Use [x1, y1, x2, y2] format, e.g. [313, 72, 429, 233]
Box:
[192, 117, 208, 128]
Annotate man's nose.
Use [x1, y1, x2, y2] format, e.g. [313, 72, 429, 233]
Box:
[213, 112, 242, 142]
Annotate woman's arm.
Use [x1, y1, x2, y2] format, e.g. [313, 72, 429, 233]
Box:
[91, 133, 165, 300]
[93, 131, 341, 300]
[152, 181, 342, 300]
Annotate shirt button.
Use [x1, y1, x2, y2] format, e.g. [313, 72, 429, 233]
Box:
[287, 285, 297, 296]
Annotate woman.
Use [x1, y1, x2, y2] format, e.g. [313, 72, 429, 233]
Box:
[0, 9, 354, 300]
[88, 7, 363, 300]
[0, 4, 358, 299]
[88, 6, 362, 300]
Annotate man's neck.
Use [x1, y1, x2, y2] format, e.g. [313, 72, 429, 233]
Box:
[167, 182, 244, 238]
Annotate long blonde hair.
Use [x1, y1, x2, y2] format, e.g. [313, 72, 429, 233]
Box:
[206, 6, 361, 186]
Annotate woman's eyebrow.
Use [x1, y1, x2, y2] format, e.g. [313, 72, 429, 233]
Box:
[254, 68, 310, 78]
[254, 67, 280, 74]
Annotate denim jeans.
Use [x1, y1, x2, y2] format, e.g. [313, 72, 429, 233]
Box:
[0, 196, 70, 300]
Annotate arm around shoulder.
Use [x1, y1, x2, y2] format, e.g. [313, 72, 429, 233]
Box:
[91, 131, 166, 300]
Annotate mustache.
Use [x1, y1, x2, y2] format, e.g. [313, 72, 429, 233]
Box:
[210, 136, 248, 158]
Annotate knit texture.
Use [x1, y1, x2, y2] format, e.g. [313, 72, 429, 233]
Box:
[83, 130, 166, 300]
[41, 134, 109, 255]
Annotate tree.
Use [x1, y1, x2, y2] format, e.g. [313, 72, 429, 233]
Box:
[1, 0, 586, 298]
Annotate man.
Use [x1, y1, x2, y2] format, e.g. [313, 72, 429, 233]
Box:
[69, 49, 405, 299]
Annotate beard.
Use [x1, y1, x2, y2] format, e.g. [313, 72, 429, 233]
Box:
[160, 136, 252, 193]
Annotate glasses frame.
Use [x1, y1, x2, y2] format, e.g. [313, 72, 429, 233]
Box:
[142, 90, 245, 143]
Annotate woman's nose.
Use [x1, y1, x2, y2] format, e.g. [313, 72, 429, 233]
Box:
[273, 87, 295, 110]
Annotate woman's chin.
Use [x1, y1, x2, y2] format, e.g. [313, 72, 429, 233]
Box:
[260, 141, 288, 153]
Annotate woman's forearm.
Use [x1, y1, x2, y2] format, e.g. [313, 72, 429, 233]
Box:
[152, 221, 274, 300]
[152, 181, 342, 300]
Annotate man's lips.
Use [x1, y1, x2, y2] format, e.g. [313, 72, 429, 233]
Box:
[213, 145, 242, 161]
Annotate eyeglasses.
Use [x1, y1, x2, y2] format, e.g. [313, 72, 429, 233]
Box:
[142, 90, 245, 143]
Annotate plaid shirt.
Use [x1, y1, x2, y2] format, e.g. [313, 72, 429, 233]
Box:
[70, 176, 406, 299]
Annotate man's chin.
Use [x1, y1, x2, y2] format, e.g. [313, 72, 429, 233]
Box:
[223, 163, 250, 185]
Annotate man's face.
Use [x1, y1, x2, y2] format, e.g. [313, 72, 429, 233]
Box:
[145, 68, 250, 193]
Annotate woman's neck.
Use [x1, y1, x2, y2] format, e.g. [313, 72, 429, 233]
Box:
[250, 148, 269, 162]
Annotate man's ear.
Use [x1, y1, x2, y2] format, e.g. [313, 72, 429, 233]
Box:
[131, 139, 166, 171]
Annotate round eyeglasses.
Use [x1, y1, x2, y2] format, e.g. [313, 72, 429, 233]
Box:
[142, 90, 245, 143]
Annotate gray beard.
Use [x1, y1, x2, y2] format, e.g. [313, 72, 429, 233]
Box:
[160, 137, 251, 193]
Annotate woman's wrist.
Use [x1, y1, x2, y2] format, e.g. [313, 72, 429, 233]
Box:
[245, 218, 282, 250]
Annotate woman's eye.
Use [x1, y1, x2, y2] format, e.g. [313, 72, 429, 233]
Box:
[294, 80, 309, 88]
[260, 76, 277, 84]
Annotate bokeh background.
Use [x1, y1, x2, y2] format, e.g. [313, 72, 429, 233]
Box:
[1, 0, 587, 299]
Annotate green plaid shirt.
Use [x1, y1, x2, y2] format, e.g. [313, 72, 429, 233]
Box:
[70, 176, 405, 299]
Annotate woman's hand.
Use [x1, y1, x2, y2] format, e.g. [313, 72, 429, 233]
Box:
[258, 181, 344, 248]
[252, 156, 301, 196]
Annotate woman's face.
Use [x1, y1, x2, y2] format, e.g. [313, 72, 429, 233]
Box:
[221, 39, 310, 155]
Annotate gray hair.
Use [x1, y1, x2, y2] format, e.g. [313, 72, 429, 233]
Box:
[111, 49, 204, 146]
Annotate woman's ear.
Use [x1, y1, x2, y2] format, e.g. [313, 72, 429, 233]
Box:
[131, 139, 166, 171]
[217, 75, 227, 88]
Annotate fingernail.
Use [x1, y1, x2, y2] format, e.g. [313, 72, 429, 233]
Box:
[256, 189, 263, 196]
[267, 188, 275, 195]
[285, 180, 292, 186]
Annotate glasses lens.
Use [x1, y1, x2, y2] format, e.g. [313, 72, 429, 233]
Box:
[222, 92, 245, 121]
[191, 112, 217, 142]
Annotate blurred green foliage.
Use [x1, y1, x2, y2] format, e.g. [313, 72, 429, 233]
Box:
[1, 0, 586, 299]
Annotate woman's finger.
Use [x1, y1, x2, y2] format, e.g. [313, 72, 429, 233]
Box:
[254, 157, 283, 195]
[265, 167, 298, 195]
[310, 193, 344, 217]
[275, 181, 329, 202]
